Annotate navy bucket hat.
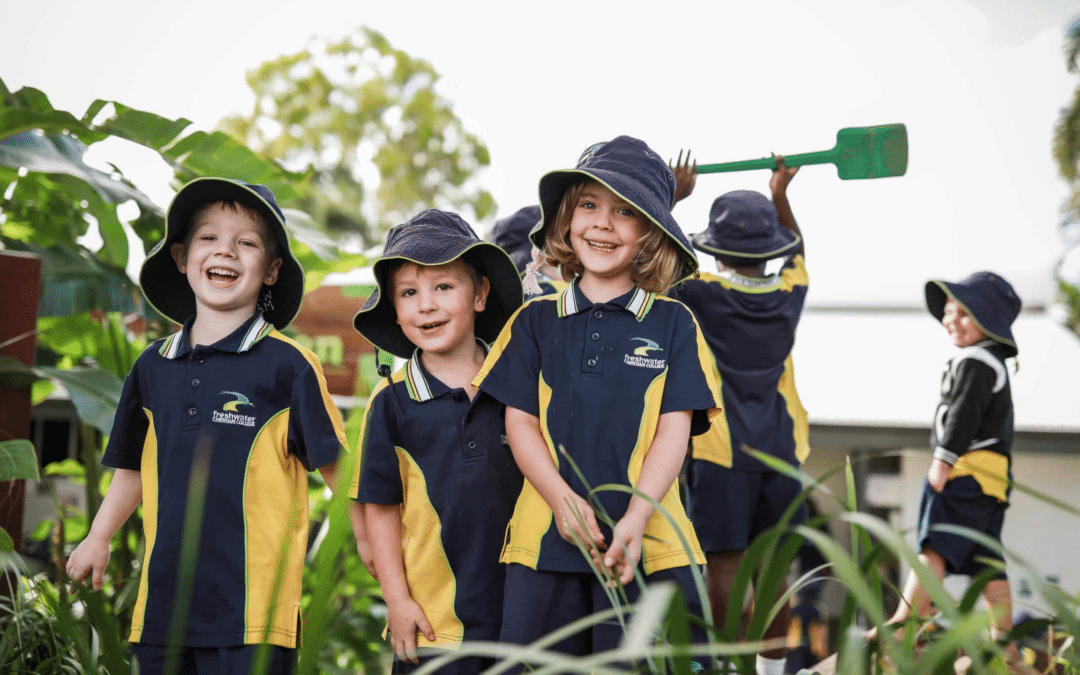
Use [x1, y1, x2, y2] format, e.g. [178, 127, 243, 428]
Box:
[925, 271, 1021, 357]
[139, 177, 305, 329]
[533, 136, 699, 282]
[353, 209, 524, 359]
[691, 190, 801, 260]
[490, 205, 541, 274]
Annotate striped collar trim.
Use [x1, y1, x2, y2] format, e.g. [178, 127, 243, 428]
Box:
[717, 269, 784, 290]
[404, 340, 490, 402]
[556, 278, 655, 322]
[158, 313, 273, 360]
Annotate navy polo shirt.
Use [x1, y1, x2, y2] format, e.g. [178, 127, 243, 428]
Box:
[353, 348, 523, 648]
[102, 313, 346, 648]
[929, 340, 1014, 502]
[473, 280, 721, 574]
[671, 254, 810, 471]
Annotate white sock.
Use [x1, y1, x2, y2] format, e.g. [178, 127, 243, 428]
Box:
[756, 655, 786, 675]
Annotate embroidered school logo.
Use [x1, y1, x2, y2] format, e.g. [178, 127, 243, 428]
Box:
[577, 142, 604, 165]
[624, 338, 666, 369]
[212, 391, 256, 427]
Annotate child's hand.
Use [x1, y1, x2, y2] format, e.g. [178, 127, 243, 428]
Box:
[66, 535, 111, 592]
[603, 513, 648, 586]
[554, 492, 606, 566]
[769, 155, 799, 196]
[356, 537, 378, 582]
[669, 150, 697, 205]
[386, 597, 435, 664]
[927, 458, 951, 492]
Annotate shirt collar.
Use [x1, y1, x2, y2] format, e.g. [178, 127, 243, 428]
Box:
[403, 339, 490, 403]
[158, 313, 274, 360]
[556, 277, 655, 322]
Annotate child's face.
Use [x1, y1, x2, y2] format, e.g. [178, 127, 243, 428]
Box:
[391, 259, 490, 358]
[941, 299, 985, 348]
[568, 181, 646, 284]
[170, 203, 282, 318]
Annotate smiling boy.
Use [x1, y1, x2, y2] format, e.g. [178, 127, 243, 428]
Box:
[352, 209, 523, 675]
[67, 178, 358, 675]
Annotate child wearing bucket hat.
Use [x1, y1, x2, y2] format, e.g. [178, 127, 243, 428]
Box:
[472, 136, 722, 664]
[66, 178, 356, 674]
[351, 209, 524, 674]
[669, 157, 807, 675]
[878, 271, 1026, 665]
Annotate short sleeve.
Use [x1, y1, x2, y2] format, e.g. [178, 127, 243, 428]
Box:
[355, 382, 405, 505]
[102, 356, 150, 471]
[472, 304, 543, 416]
[287, 360, 347, 471]
[660, 304, 723, 435]
[938, 358, 996, 459]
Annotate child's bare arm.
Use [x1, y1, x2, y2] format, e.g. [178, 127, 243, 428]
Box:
[365, 502, 434, 663]
[67, 468, 142, 591]
[770, 155, 803, 256]
[604, 410, 692, 585]
[669, 150, 697, 205]
[505, 406, 605, 561]
[317, 460, 378, 578]
[927, 458, 950, 492]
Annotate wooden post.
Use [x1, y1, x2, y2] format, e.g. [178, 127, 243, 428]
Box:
[0, 250, 43, 554]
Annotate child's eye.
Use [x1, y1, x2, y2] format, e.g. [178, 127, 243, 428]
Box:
[618, 207, 637, 217]
[399, 288, 416, 297]
[579, 200, 595, 210]
[436, 283, 453, 291]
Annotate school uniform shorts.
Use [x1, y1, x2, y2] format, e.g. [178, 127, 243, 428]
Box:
[499, 564, 708, 669]
[686, 461, 808, 553]
[130, 643, 295, 675]
[917, 475, 1008, 579]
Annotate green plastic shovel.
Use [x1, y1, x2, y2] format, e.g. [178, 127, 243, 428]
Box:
[695, 123, 908, 180]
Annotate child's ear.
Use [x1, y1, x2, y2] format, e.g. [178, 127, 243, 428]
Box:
[474, 276, 491, 313]
[264, 257, 283, 285]
[170, 243, 188, 273]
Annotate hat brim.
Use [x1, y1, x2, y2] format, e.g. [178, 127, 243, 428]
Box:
[353, 236, 523, 359]
[533, 169, 698, 283]
[139, 178, 305, 329]
[925, 279, 1018, 356]
[690, 229, 802, 260]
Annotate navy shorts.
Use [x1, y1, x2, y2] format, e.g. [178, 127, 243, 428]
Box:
[686, 461, 808, 553]
[392, 654, 494, 675]
[917, 475, 1007, 579]
[130, 643, 295, 675]
[500, 564, 707, 668]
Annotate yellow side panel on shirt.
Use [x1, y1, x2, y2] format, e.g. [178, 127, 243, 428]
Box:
[244, 410, 306, 648]
[781, 255, 808, 292]
[500, 373, 556, 569]
[628, 373, 705, 573]
[396, 448, 465, 646]
[129, 409, 158, 643]
[778, 355, 811, 464]
[949, 450, 1009, 502]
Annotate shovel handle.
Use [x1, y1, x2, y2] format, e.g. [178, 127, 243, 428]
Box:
[696, 148, 841, 174]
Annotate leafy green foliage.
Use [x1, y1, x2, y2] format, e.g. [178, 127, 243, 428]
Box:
[218, 27, 496, 247]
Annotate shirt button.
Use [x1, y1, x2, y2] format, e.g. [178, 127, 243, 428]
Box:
[188, 407, 197, 416]
[465, 414, 473, 424]
[196, 357, 205, 364]
[587, 358, 597, 367]
[191, 378, 200, 387]
[453, 393, 466, 403]
[594, 311, 603, 319]
[468, 441, 477, 449]
[591, 332, 600, 341]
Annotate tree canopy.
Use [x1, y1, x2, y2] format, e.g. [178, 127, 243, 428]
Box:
[219, 27, 496, 248]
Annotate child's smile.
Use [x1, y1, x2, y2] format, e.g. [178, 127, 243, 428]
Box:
[392, 259, 490, 359]
[569, 181, 645, 288]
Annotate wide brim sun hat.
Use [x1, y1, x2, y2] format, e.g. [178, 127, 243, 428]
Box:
[691, 190, 801, 260]
[139, 177, 305, 330]
[532, 135, 699, 283]
[491, 205, 542, 274]
[925, 271, 1021, 357]
[353, 209, 524, 359]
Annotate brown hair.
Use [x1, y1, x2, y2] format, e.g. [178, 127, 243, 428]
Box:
[542, 180, 682, 293]
[183, 200, 278, 259]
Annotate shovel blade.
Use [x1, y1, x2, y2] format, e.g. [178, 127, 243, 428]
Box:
[834, 123, 908, 179]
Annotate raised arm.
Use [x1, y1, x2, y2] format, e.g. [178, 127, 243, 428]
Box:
[770, 155, 803, 256]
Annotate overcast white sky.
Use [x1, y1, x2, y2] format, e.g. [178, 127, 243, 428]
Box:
[3, 0, 1078, 307]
